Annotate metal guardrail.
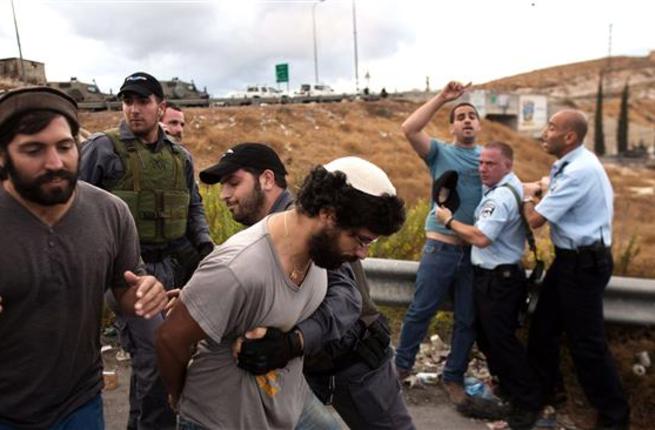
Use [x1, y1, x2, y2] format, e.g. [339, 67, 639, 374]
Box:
[363, 257, 655, 326]
[77, 94, 383, 110]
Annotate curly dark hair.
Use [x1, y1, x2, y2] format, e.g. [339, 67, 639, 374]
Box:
[296, 165, 405, 236]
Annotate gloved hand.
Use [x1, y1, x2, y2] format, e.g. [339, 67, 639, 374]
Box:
[355, 316, 391, 369]
[237, 328, 303, 375]
[197, 241, 214, 260]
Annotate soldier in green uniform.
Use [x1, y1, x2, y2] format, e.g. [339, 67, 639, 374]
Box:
[80, 72, 213, 430]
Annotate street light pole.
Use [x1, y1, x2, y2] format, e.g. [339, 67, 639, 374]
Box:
[312, 0, 325, 85]
[352, 0, 359, 93]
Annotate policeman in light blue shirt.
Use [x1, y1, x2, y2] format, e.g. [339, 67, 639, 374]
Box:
[436, 142, 542, 427]
[522, 109, 629, 430]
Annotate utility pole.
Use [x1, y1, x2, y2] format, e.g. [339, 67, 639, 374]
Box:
[606, 23, 613, 95]
[11, 0, 26, 82]
[352, 0, 359, 93]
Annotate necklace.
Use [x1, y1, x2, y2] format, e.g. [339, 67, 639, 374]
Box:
[284, 211, 310, 283]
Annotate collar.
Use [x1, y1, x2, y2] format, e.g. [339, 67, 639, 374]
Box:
[269, 189, 295, 214]
[483, 171, 515, 195]
[554, 144, 585, 171]
[119, 120, 174, 150]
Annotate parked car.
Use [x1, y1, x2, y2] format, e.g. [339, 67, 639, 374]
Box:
[228, 85, 286, 99]
[294, 83, 335, 97]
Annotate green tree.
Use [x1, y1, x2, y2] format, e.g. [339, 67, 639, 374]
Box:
[594, 74, 606, 156]
[617, 81, 630, 155]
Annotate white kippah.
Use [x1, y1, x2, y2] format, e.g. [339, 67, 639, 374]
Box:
[324, 156, 396, 197]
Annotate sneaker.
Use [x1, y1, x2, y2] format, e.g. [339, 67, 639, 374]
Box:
[507, 407, 539, 430]
[443, 381, 467, 406]
[396, 367, 411, 381]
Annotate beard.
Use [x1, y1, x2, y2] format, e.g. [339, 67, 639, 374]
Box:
[5, 154, 79, 206]
[308, 227, 357, 270]
[232, 181, 266, 226]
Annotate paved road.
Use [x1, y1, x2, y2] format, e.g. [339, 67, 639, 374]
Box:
[102, 349, 487, 430]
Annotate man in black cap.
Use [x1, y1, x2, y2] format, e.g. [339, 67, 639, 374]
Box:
[157, 154, 406, 429]
[0, 86, 167, 429]
[80, 72, 213, 429]
[196, 144, 415, 429]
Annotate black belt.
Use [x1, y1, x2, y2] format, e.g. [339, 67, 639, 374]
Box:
[555, 245, 610, 258]
[473, 264, 522, 279]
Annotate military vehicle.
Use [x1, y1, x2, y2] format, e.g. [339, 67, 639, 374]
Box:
[160, 77, 210, 100]
[46, 77, 113, 103]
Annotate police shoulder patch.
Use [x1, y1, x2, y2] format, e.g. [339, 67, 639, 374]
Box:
[480, 201, 496, 218]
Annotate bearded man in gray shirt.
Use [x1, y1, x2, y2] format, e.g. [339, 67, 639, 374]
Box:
[157, 157, 405, 429]
[0, 87, 167, 429]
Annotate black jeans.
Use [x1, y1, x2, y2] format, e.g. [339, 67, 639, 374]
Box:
[527, 249, 629, 425]
[474, 265, 542, 411]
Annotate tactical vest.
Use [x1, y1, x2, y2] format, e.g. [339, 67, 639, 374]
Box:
[104, 129, 190, 244]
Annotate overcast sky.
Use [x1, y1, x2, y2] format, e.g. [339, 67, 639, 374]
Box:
[1, 0, 653, 97]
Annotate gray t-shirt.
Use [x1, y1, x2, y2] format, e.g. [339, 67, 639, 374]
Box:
[179, 216, 327, 429]
[0, 181, 143, 428]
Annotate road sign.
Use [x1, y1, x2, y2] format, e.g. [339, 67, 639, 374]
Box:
[276, 63, 289, 83]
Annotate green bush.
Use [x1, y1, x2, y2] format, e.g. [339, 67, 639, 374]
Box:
[369, 199, 429, 261]
[200, 185, 243, 245]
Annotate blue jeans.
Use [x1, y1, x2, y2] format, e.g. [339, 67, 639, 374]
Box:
[295, 391, 341, 430]
[394, 239, 475, 384]
[0, 393, 104, 430]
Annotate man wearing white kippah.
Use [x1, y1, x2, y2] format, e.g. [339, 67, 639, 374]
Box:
[157, 157, 407, 429]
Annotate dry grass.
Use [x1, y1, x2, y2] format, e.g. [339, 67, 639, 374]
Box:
[79, 100, 655, 278]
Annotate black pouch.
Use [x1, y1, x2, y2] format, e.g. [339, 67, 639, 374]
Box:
[518, 260, 544, 326]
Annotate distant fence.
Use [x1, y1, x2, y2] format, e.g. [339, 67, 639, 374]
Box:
[363, 258, 655, 326]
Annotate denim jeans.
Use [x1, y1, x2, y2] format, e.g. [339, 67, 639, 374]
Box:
[0, 393, 104, 430]
[295, 391, 341, 430]
[395, 239, 475, 384]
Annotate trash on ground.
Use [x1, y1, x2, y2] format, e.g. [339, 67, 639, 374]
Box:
[103, 370, 119, 391]
[101, 345, 113, 353]
[115, 349, 131, 362]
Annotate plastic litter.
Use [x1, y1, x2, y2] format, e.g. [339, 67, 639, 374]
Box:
[115, 349, 131, 362]
[416, 372, 439, 385]
[464, 377, 496, 401]
[633, 363, 646, 376]
[103, 370, 119, 390]
[636, 351, 651, 368]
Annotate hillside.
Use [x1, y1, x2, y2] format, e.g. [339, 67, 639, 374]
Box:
[79, 99, 655, 277]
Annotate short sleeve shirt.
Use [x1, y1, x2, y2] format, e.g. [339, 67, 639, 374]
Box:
[472, 172, 526, 269]
[535, 146, 613, 249]
[424, 139, 482, 234]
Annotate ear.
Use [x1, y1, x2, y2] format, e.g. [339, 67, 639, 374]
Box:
[258, 169, 276, 191]
[318, 207, 337, 227]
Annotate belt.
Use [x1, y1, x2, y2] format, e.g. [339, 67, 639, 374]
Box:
[555, 245, 610, 258]
[473, 264, 522, 278]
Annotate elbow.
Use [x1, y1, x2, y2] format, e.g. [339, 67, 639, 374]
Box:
[473, 237, 492, 248]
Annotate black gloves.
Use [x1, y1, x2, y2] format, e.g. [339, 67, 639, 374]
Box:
[237, 328, 304, 375]
[354, 316, 391, 369]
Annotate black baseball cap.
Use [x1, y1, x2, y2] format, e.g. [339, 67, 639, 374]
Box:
[200, 143, 287, 184]
[432, 170, 460, 213]
[117, 72, 164, 99]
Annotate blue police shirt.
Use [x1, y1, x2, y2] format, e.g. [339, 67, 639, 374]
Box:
[535, 145, 613, 249]
[424, 139, 482, 234]
[472, 172, 526, 269]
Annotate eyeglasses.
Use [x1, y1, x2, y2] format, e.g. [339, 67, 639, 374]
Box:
[352, 232, 379, 248]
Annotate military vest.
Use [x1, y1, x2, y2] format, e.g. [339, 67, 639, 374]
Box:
[104, 129, 190, 244]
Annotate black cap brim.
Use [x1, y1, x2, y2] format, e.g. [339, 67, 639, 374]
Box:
[117, 84, 153, 99]
[199, 161, 240, 184]
[432, 170, 460, 213]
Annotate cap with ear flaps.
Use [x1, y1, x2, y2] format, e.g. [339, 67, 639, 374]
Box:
[323, 156, 396, 197]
